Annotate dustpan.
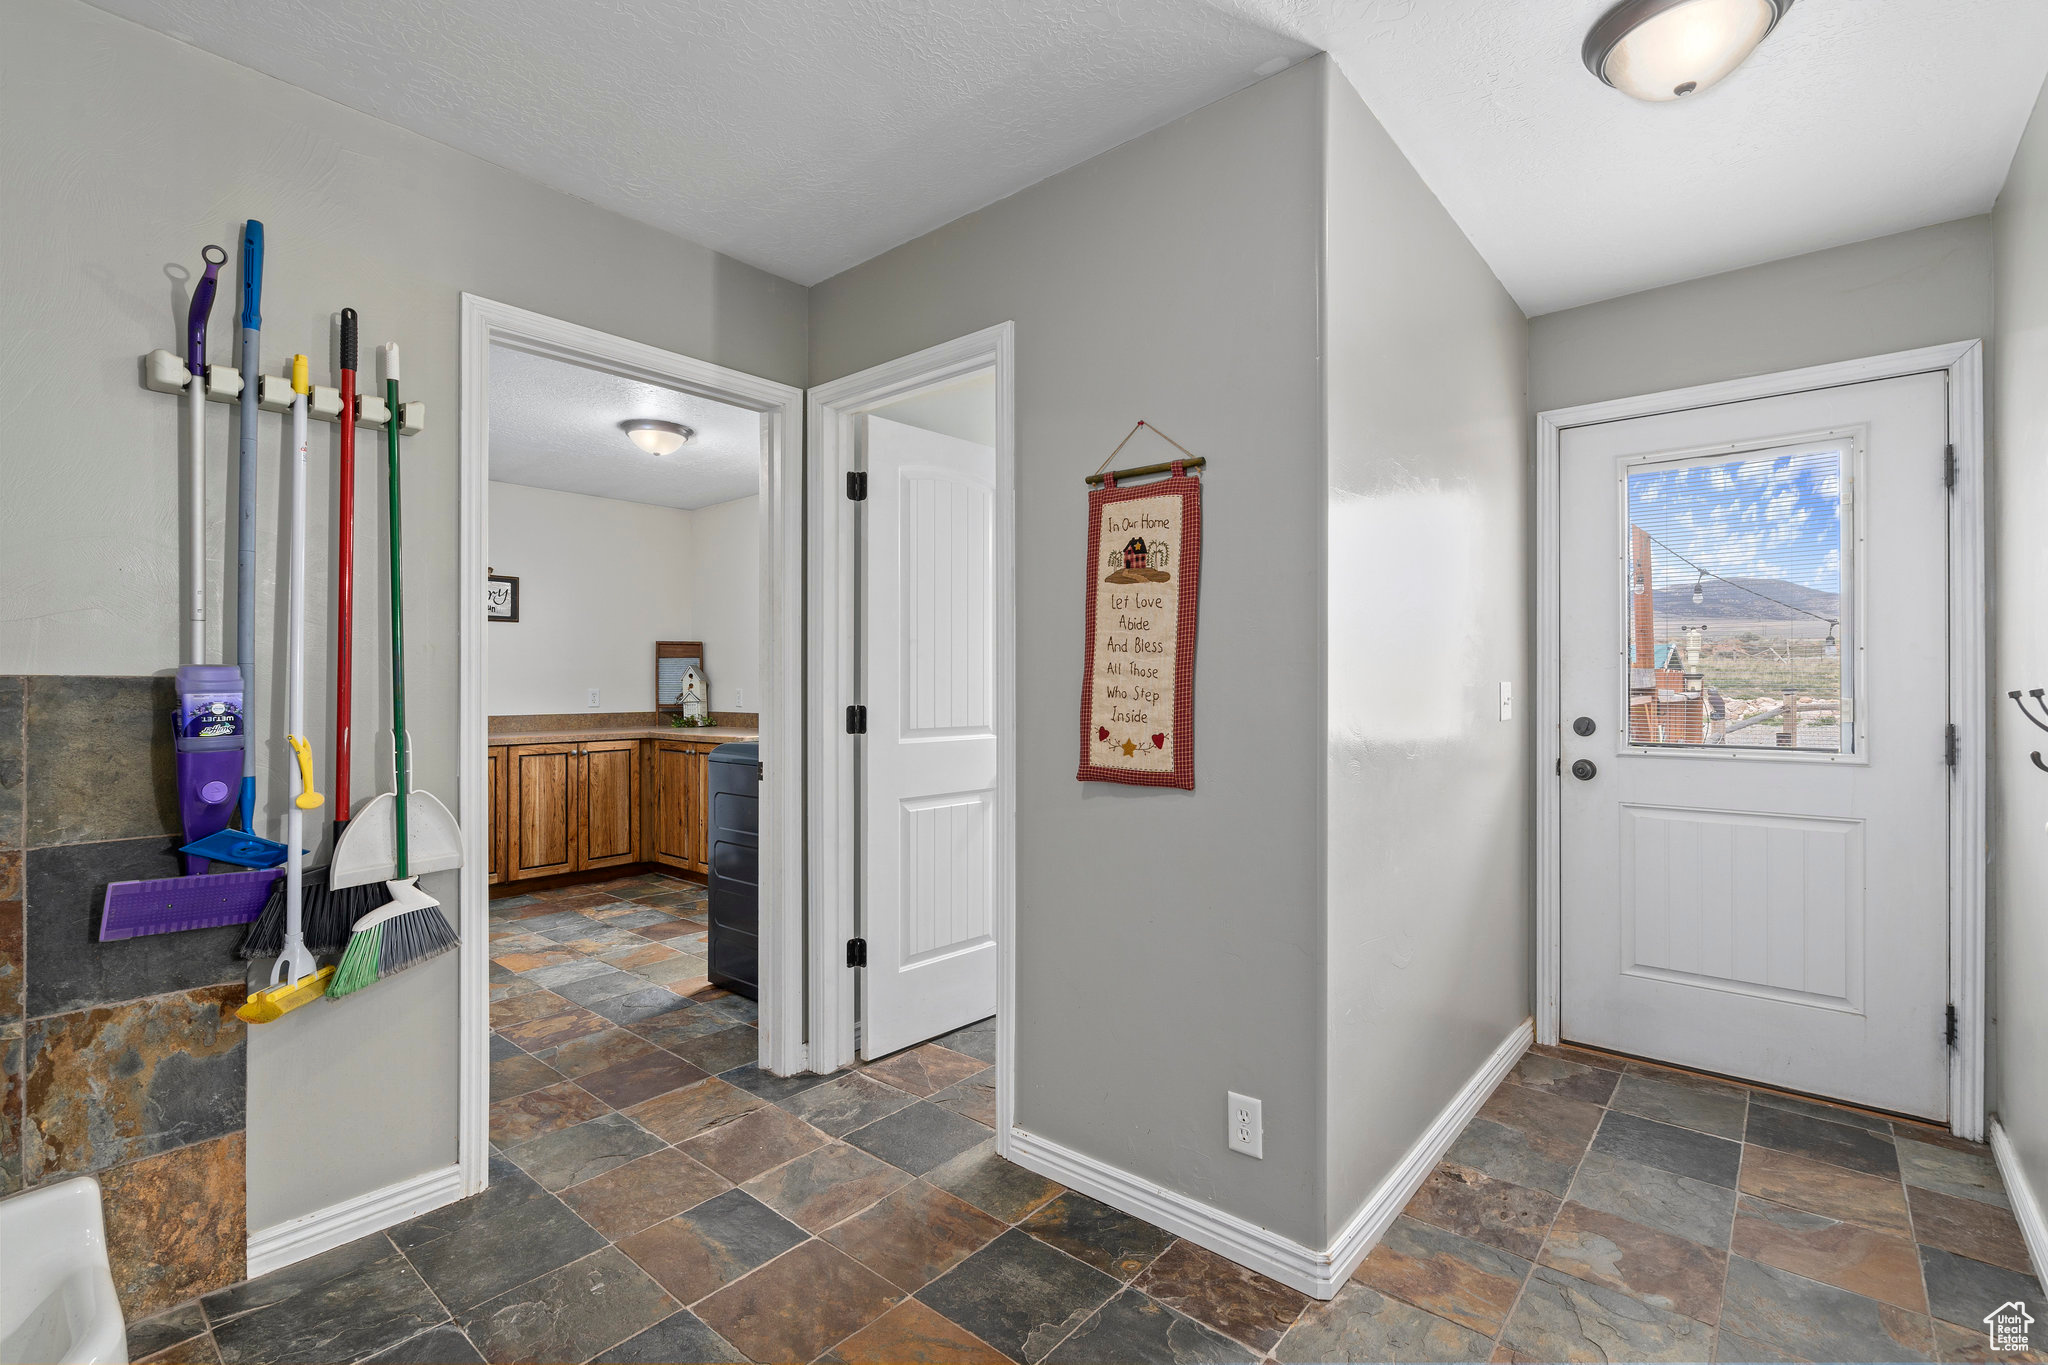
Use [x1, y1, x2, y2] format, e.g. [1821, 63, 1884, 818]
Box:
[327, 788, 463, 889]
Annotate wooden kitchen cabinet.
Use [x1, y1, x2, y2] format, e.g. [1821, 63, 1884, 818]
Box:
[578, 739, 642, 870]
[505, 743, 579, 880]
[489, 733, 739, 886]
[649, 739, 712, 874]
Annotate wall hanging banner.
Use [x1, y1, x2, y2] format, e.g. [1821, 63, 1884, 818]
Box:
[1077, 461, 1202, 788]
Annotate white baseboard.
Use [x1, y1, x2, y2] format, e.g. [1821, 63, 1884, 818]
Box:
[1005, 1017, 1533, 1300]
[247, 1164, 465, 1279]
[1989, 1119, 2048, 1284]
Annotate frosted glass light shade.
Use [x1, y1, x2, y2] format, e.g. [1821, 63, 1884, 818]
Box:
[1585, 0, 1790, 102]
[621, 419, 692, 456]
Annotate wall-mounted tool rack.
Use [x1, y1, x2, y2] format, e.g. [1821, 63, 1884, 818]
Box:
[140, 348, 424, 433]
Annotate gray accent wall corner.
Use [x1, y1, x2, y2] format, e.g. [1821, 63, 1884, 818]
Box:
[809, 59, 1330, 1247]
[1319, 62, 1533, 1242]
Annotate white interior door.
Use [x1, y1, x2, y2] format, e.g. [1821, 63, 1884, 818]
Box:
[1559, 371, 1952, 1119]
[860, 415, 1001, 1058]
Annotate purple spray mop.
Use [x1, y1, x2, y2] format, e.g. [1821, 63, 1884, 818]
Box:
[101, 866, 283, 941]
[171, 247, 249, 875]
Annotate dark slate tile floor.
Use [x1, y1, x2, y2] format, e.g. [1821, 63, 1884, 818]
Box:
[122, 883, 2043, 1364]
[1343, 1043, 2044, 1364]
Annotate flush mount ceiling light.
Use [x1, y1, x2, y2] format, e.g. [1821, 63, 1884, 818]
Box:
[1583, 0, 1793, 102]
[620, 418, 693, 456]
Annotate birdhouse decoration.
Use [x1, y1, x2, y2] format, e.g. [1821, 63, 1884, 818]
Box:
[679, 664, 710, 724]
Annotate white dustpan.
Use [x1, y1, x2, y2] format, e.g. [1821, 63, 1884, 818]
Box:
[329, 789, 463, 889]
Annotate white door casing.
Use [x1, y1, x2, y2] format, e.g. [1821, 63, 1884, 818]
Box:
[1557, 371, 1953, 1119]
[859, 415, 1002, 1058]
[458, 295, 808, 1206]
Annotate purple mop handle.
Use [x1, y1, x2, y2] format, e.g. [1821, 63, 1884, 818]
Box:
[187, 244, 227, 375]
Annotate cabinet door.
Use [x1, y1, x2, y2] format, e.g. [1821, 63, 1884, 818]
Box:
[579, 740, 641, 870]
[487, 746, 507, 885]
[507, 743, 578, 879]
[649, 741, 695, 869]
[685, 746, 711, 872]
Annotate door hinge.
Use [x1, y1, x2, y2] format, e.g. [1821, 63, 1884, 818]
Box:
[1945, 1003, 1958, 1048]
[1945, 722, 1958, 769]
[756, 760, 764, 782]
[846, 704, 867, 734]
[846, 937, 868, 969]
[846, 470, 868, 501]
[1944, 444, 1956, 490]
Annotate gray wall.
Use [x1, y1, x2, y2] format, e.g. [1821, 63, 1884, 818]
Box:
[1319, 66, 1532, 1240]
[2, 0, 808, 1229]
[810, 62, 1331, 1246]
[1991, 78, 2048, 1217]
[1529, 218, 1995, 413]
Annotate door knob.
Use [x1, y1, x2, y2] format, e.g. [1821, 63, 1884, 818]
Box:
[1572, 716, 1596, 737]
[1571, 759, 1598, 781]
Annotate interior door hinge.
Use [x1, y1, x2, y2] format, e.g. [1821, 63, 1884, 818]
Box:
[1945, 1003, 1958, 1048]
[1944, 444, 1956, 490]
[846, 470, 868, 501]
[846, 704, 867, 734]
[846, 937, 868, 969]
[1945, 722, 1959, 769]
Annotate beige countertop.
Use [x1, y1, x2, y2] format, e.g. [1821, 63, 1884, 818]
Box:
[487, 725, 759, 745]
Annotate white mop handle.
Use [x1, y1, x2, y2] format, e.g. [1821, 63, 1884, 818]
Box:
[382, 341, 400, 383]
[282, 357, 311, 972]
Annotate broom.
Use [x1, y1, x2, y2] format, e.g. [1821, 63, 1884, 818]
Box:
[240, 308, 388, 958]
[329, 343, 456, 997]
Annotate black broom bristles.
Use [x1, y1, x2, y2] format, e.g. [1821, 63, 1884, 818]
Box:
[238, 865, 391, 958]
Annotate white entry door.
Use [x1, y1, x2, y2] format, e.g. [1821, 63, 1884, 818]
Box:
[1559, 371, 1952, 1119]
[860, 415, 1001, 1059]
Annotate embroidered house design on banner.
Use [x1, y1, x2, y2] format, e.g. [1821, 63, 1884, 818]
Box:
[1077, 460, 1202, 789]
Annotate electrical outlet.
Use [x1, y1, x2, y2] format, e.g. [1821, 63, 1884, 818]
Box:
[1499, 681, 1513, 721]
[587, 687, 601, 708]
[1228, 1092, 1262, 1158]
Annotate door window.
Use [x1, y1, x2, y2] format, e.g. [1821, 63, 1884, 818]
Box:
[1620, 443, 1852, 754]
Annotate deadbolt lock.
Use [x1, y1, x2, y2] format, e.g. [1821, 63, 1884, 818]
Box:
[1572, 716, 1596, 737]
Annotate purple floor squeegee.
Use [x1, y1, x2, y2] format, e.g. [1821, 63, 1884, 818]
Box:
[100, 866, 282, 941]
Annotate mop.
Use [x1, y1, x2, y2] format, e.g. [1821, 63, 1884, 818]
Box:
[236, 221, 263, 829]
[238, 356, 333, 1023]
[328, 343, 459, 998]
[240, 308, 386, 957]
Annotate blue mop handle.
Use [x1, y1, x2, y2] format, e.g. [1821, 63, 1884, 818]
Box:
[236, 220, 264, 829]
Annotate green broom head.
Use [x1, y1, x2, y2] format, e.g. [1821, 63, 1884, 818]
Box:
[326, 879, 458, 999]
[239, 865, 392, 957]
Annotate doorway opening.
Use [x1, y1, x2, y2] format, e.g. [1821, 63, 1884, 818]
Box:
[807, 324, 1018, 1148]
[456, 297, 804, 1194]
[1536, 341, 1987, 1137]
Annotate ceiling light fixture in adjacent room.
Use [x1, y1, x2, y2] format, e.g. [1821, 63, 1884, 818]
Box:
[620, 418, 693, 456]
[1583, 0, 1793, 102]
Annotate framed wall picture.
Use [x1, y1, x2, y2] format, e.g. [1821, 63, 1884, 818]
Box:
[486, 573, 520, 622]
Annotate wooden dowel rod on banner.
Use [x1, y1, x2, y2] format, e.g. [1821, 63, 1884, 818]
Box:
[1084, 455, 1206, 486]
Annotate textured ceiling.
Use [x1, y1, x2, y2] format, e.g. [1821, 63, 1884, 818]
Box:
[85, 0, 1311, 286]
[488, 345, 761, 510]
[1216, 0, 2048, 313]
